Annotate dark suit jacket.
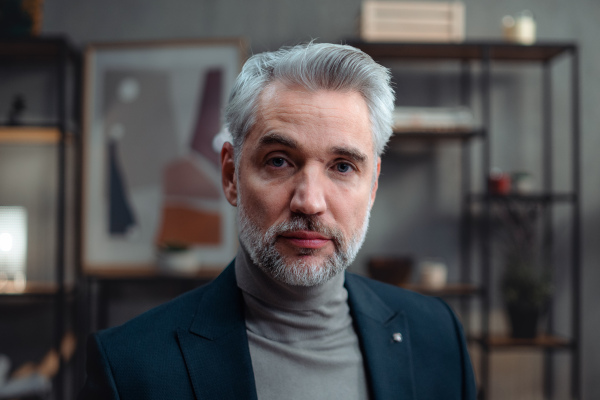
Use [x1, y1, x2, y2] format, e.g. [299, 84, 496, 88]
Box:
[79, 262, 476, 399]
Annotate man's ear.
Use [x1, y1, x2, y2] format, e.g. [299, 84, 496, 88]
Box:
[221, 142, 238, 206]
[369, 157, 381, 209]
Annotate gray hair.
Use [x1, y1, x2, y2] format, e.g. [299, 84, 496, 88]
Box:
[224, 42, 395, 161]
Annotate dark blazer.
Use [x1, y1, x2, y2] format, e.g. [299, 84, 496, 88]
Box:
[79, 262, 476, 399]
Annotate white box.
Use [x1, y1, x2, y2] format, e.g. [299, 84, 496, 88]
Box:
[361, 1, 465, 42]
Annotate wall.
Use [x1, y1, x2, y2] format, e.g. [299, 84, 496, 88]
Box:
[7, 0, 599, 398]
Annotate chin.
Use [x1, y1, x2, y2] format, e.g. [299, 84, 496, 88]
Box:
[262, 252, 345, 287]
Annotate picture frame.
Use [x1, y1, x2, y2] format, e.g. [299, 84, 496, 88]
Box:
[82, 38, 245, 273]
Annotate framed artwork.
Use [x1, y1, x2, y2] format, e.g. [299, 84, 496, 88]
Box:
[82, 38, 245, 272]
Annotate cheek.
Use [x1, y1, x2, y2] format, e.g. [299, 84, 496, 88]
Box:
[240, 177, 288, 222]
[329, 187, 372, 229]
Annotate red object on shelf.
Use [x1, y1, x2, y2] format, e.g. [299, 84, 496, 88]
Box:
[488, 173, 511, 194]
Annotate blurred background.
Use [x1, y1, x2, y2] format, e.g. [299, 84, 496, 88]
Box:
[0, 0, 598, 399]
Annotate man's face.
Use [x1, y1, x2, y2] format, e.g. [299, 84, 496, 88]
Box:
[221, 81, 380, 286]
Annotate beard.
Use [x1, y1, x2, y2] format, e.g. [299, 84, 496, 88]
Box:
[237, 199, 371, 287]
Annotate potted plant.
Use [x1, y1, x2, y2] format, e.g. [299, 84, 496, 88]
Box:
[501, 254, 552, 338]
[495, 200, 553, 338]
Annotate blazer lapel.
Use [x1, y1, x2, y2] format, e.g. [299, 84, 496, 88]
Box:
[176, 263, 258, 400]
[345, 274, 416, 400]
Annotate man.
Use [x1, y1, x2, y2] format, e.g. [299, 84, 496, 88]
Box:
[79, 42, 476, 400]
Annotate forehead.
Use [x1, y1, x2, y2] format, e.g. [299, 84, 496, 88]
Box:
[248, 81, 373, 153]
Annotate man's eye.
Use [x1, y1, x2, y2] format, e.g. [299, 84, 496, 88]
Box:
[268, 157, 286, 167]
[336, 162, 353, 173]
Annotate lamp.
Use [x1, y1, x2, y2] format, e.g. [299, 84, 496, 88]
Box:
[0, 207, 27, 293]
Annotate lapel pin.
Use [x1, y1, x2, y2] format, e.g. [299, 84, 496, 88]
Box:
[392, 332, 403, 343]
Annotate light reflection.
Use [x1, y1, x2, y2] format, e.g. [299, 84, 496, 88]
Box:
[0, 207, 27, 294]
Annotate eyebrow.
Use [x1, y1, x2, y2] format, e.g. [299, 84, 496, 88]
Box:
[257, 132, 368, 164]
[257, 132, 298, 149]
[331, 146, 368, 164]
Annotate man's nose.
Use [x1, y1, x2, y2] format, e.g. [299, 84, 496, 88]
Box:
[289, 168, 327, 216]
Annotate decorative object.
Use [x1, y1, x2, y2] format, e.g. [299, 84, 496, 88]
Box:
[156, 242, 200, 274]
[502, 263, 551, 338]
[488, 168, 511, 195]
[502, 10, 536, 45]
[419, 259, 448, 289]
[7, 95, 26, 126]
[360, 1, 465, 43]
[511, 171, 534, 194]
[0, 0, 44, 37]
[0, 332, 76, 398]
[496, 201, 552, 338]
[0, 206, 27, 293]
[82, 39, 245, 272]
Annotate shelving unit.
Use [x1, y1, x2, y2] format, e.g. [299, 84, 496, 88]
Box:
[349, 40, 581, 400]
[0, 37, 81, 400]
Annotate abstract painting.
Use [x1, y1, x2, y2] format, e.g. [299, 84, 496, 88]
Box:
[83, 39, 245, 272]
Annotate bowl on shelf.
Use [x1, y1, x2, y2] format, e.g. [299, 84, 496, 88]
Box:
[368, 257, 413, 287]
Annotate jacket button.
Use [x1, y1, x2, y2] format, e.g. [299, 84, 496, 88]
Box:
[392, 332, 403, 343]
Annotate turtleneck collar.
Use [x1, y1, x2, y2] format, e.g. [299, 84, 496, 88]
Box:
[235, 244, 347, 312]
[234, 243, 353, 343]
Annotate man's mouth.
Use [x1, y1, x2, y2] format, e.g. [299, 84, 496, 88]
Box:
[279, 230, 331, 249]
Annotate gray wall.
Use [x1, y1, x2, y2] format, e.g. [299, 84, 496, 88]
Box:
[13, 0, 599, 397]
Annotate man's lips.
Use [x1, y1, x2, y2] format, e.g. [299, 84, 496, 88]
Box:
[279, 230, 331, 249]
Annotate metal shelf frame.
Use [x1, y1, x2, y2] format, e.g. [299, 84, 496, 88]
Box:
[349, 40, 581, 400]
[0, 36, 82, 400]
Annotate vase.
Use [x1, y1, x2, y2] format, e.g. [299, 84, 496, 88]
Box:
[506, 304, 540, 339]
[156, 250, 200, 274]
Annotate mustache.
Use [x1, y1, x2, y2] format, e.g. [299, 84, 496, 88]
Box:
[264, 214, 345, 249]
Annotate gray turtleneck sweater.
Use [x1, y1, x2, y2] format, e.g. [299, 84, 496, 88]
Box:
[235, 248, 370, 400]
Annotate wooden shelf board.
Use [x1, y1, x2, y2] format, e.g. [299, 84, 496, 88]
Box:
[471, 335, 573, 349]
[346, 40, 575, 62]
[85, 266, 224, 282]
[0, 127, 71, 144]
[0, 37, 74, 61]
[392, 129, 482, 141]
[403, 283, 480, 296]
[0, 281, 73, 296]
[468, 192, 577, 203]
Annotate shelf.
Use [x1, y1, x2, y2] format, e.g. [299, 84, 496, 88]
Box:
[0, 36, 75, 62]
[0, 281, 73, 297]
[392, 129, 483, 142]
[468, 192, 577, 204]
[346, 40, 575, 62]
[0, 127, 71, 143]
[85, 267, 223, 283]
[403, 283, 481, 297]
[471, 335, 573, 349]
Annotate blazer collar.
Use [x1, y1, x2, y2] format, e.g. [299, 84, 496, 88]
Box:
[345, 273, 416, 400]
[176, 262, 258, 400]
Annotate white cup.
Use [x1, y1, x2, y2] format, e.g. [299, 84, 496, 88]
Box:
[419, 260, 448, 289]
